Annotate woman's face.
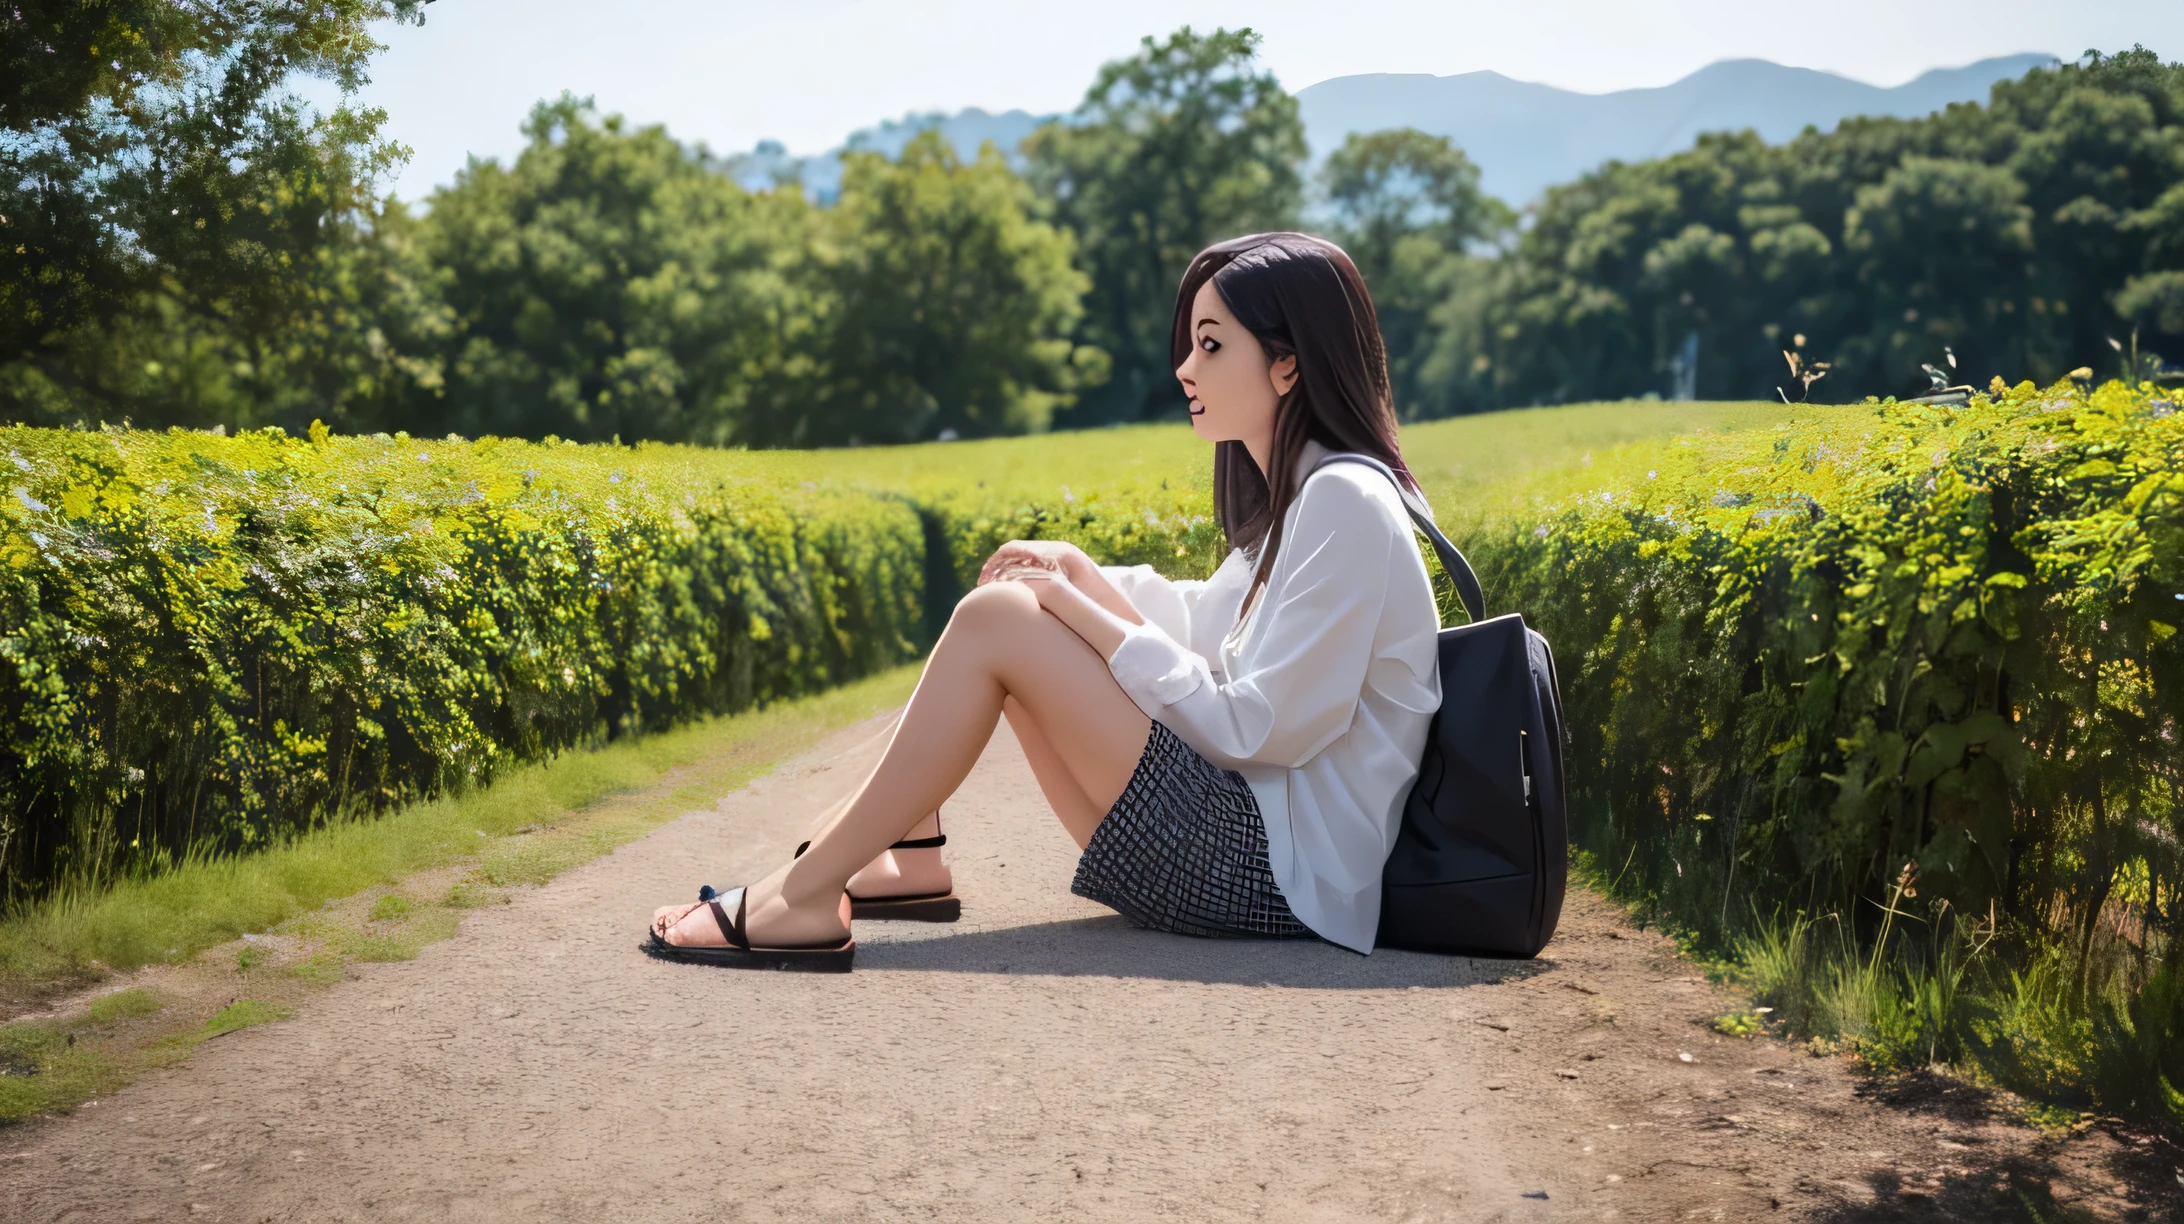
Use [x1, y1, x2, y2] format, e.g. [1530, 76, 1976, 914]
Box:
[1176, 279, 1296, 451]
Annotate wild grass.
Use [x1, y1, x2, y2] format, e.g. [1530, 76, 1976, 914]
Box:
[1723, 893, 2184, 1130]
[0, 986, 298, 1122]
[1583, 834, 2183, 1134]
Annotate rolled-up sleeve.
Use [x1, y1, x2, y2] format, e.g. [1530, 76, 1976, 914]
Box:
[1109, 477, 1396, 771]
[1106, 618, 1212, 709]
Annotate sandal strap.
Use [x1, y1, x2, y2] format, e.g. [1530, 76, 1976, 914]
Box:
[705, 893, 750, 951]
[792, 828, 946, 859]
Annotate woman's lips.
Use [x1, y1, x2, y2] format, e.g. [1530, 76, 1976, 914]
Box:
[1187, 399, 1206, 417]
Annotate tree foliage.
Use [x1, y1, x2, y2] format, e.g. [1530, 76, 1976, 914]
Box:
[0, 0, 428, 422]
[1440, 48, 2184, 407]
[1025, 27, 1304, 425]
[765, 131, 1100, 446]
[6, 24, 2184, 438]
[400, 105, 1097, 448]
[1317, 129, 1510, 418]
[405, 95, 817, 445]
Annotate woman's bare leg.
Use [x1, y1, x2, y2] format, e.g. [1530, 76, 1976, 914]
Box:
[806, 700, 1109, 897]
[791, 742, 947, 897]
[843, 808, 947, 898]
[1006, 696, 1114, 850]
[654, 581, 1149, 948]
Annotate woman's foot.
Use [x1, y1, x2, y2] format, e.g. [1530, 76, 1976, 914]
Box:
[649, 870, 852, 949]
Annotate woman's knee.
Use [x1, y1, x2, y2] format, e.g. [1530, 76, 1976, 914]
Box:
[949, 580, 1043, 634]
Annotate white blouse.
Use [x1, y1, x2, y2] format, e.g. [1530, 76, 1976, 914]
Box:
[1099, 439, 1442, 952]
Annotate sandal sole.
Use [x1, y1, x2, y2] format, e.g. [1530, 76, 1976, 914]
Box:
[640, 932, 855, 972]
[848, 893, 961, 922]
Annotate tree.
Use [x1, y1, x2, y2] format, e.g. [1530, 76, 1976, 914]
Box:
[1320, 129, 1508, 276]
[1841, 157, 2036, 390]
[1025, 27, 1305, 425]
[0, 0, 429, 424]
[1318, 129, 1511, 417]
[1423, 48, 2184, 409]
[2117, 180, 2184, 337]
[406, 96, 819, 445]
[754, 132, 1100, 447]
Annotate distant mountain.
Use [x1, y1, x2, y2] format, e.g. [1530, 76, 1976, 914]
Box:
[1296, 53, 2058, 205]
[721, 108, 1046, 201]
[724, 54, 2058, 207]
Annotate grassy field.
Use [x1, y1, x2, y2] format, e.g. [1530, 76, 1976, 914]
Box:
[811, 399, 1799, 528]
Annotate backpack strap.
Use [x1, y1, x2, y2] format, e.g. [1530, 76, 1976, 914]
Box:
[1308, 452, 1486, 625]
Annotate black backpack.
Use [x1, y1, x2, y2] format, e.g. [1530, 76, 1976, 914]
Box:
[1312, 454, 1570, 958]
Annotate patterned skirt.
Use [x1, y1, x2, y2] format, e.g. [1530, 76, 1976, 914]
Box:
[1070, 721, 1313, 939]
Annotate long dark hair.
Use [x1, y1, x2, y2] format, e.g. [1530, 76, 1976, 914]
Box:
[1172, 232, 1414, 603]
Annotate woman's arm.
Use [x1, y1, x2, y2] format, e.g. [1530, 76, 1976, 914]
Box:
[1104, 474, 1419, 770]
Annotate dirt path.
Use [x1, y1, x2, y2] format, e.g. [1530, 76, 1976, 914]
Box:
[3, 716, 2173, 1223]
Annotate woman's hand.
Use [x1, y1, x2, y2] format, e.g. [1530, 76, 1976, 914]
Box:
[980, 538, 1144, 629]
[979, 539, 1093, 587]
[998, 564, 1129, 660]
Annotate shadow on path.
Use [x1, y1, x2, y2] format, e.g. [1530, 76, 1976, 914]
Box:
[857, 914, 1555, 990]
[1805, 1070, 2183, 1224]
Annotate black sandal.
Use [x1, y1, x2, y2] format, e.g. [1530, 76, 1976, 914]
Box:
[641, 885, 855, 972]
[795, 817, 962, 923]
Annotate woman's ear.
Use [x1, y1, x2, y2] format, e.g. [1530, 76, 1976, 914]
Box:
[1269, 354, 1298, 396]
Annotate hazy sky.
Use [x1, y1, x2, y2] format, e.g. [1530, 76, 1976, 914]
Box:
[341, 0, 2184, 202]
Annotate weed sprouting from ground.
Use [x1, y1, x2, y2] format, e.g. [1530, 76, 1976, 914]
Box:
[282, 951, 345, 987]
[441, 881, 504, 909]
[83, 988, 167, 1024]
[1711, 1008, 1768, 1036]
[196, 999, 292, 1041]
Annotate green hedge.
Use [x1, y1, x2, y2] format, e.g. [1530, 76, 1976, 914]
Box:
[1475, 381, 2181, 1124]
[0, 425, 923, 899]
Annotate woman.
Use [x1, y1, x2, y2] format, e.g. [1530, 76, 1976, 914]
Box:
[647, 232, 1442, 967]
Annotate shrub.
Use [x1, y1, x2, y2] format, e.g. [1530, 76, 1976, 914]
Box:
[0, 425, 923, 900]
[1477, 380, 2182, 1128]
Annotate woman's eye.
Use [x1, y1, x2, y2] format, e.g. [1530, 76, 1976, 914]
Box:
[1199, 336, 1220, 353]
